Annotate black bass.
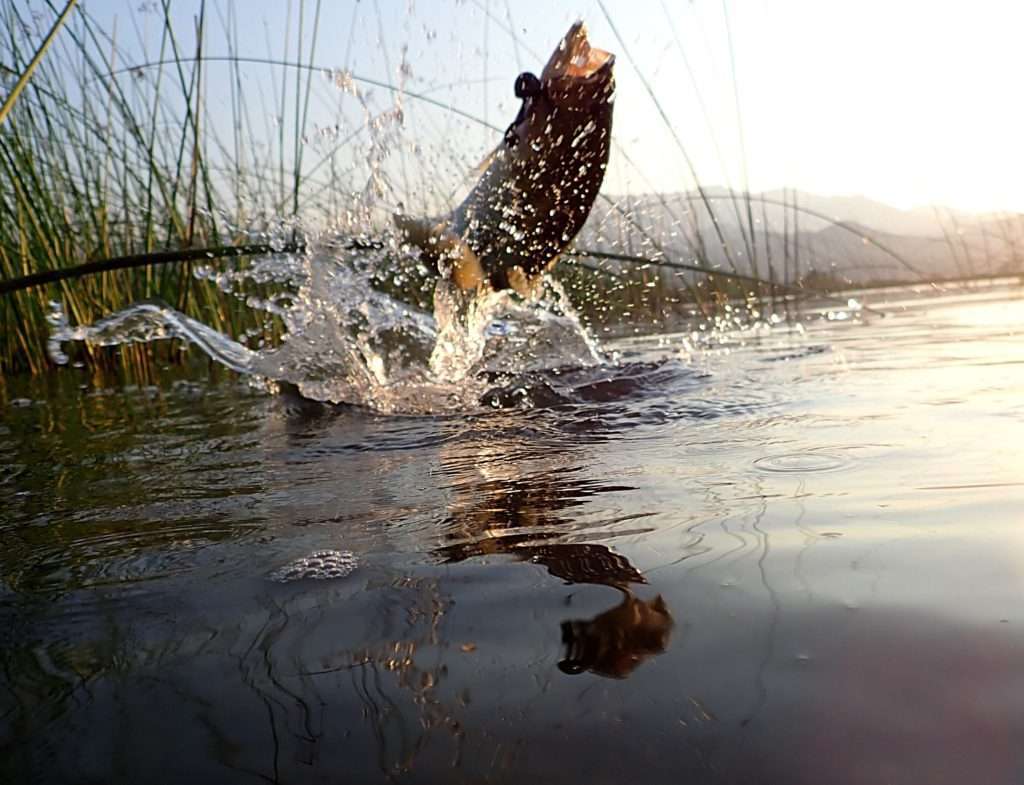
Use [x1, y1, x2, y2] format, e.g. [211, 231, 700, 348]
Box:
[397, 21, 615, 295]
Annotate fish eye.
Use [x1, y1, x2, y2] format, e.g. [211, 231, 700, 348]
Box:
[514, 72, 542, 99]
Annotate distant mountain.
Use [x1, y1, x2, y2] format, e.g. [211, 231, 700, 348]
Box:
[762, 189, 992, 238]
[606, 187, 994, 238]
[581, 189, 1024, 285]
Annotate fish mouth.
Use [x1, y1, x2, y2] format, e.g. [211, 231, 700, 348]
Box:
[544, 21, 615, 82]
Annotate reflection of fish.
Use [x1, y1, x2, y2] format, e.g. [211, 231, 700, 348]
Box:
[560, 590, 673, 679]
[438, 537, 646, 587]
[433, 468, 646, 587]
[397, 21, 615, 295]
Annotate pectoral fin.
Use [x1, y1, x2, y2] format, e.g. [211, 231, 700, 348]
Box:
[394, 214, 485, 291]
[394, 214, 442, 253]
[439, 232, 486, 290]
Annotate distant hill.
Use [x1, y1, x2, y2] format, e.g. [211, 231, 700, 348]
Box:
[606, 187, 997, 237]
[581, 189, 1024, 285]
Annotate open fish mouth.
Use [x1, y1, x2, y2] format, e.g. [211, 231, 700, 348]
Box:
[546, 21, 615, 81]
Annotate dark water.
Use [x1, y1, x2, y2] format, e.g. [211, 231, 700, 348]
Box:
[3, 289, 1024, 784]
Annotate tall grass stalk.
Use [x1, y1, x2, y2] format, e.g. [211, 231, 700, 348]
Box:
[0, 0, 78, 127]
[597, 0, 744, 279]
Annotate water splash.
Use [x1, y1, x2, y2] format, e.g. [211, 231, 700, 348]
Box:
[47, 299, 257, 373]
[47, 237, 606, 415]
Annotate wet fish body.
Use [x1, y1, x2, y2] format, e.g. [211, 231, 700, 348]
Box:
[398, 22, 615, 294]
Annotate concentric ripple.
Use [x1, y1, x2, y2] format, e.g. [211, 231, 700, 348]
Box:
[753, 451, 849, 473]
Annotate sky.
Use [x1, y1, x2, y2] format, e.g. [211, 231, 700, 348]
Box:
[40, 0, 1024, 213]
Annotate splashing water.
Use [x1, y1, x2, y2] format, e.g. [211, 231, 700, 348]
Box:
[47, 236, 607, 415]
[47, 298, 258, 374]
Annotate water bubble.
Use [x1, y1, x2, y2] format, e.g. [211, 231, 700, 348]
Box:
[331, 69, 359, 96]
[269, 550, 358, 583]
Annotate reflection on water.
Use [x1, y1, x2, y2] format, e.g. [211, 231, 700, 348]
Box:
[3, 289, 1024, 783]
[560, 590, 673, 679]
[434, 427, 674, 681]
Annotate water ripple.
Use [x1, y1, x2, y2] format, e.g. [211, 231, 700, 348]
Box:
[753, 452, 849, 473]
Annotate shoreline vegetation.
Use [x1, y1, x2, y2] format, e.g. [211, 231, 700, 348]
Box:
[1, 1, 1022, 377]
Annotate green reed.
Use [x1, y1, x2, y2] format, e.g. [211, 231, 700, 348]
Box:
[0, 1, 313, 376]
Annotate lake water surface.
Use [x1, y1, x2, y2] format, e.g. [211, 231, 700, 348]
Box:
[3, 287, 1024, 784]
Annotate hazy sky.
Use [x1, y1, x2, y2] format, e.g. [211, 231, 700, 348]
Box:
[70, 0, 1024, 213]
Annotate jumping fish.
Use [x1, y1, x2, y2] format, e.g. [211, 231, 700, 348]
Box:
[396, 21, 615, 295]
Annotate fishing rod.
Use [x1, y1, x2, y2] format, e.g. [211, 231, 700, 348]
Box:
[0, 237, 882, 315]
[0, 237, 387, 296]
[0, 243, 305, 296]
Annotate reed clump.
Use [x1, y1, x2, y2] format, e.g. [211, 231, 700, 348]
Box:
[0, 2, 303, 376]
